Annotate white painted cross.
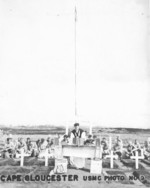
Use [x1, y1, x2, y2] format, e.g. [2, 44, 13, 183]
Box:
[44, 149, 53, 166]
[147, 138, 150, 146]
[95, 145, 103, 159]
[65, 124, 68, 135]
[109, 136, 112, 150]
[105, 150, 116, 169]
[100, 145, 103, 159]
[16, 149, 30, 167]
[131, 149, 144, 169]
[89, 124, 92, 135]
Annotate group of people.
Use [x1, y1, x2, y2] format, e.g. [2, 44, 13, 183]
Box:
[2, 136, 57, 159]
[1, 123, 150, 161]
[125, 139, 150, 160]
[61, 123, 150, 161]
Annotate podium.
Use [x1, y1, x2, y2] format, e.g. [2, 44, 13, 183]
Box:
[62, 145, 102, 159]
[73, 138, 85, 146]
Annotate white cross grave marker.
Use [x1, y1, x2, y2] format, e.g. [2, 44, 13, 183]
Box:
[105, 150, 116, 169]
[89, 124, 92, 135]
[95, 145, 103, 159]
[109, 136, 112, 150]
[100, 145, 103, 159]
[16, 149, 30, 167]
[130, 149, 144, 169]
[147, 138, 150, 146]
[44, 148, 53, 166]
[66, 124, 68, 135]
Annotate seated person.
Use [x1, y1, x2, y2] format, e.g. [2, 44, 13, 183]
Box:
[115, 136, 123, 145]
[61, 135, 69, 145]
[36, 139, 41, 150]
[101, 137, 109, 158]
[26, 138, 32, 152]
[13, 138, 19, 151]
[125, 141, 134, 159]
[50, 138, 55, 148]
[26, 137, 31, 145]
[93, 135, 97, 140]
[113, 136, 123, 160]
[46, 137, 56, 155]
[16, 138, 27, 154]
[38, 138, 48, 158]
[84, 135, 95, 145]
[46, 137, 51, 148]
[132, 139, 141, 155]
[143, 141, 150, 160]
[2, 137, 15, 158]
[26, 138, 38, 157]
[56, 134, 61, 144]
[40, 138, 47, 150]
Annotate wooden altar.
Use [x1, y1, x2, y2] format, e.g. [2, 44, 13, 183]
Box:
[62, 145, 101, 159]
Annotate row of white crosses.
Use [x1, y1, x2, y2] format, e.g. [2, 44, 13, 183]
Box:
[16, 148, 52, 167]
[106, 137, 144, 169]
[66, 124, 145, 170]
[15, 123, 92, 167]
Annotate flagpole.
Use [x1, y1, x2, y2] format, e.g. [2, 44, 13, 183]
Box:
[75, 6, 77, 122]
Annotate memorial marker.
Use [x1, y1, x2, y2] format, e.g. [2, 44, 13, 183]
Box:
[90, 159, 102, 174]
[131, 149, 144, 169]
[43, 149, 52, 166]
[16, 149, 30, 167]
[109, 136, 112, 150]
[54, 158, 68, 173]
[66, 124, 69, 135]
[89, 124, 92, 135]
[105, 150, 116, 169]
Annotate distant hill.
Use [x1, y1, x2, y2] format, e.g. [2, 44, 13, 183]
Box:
[0, 125, 150, 135]
[95, 128, 150, 134]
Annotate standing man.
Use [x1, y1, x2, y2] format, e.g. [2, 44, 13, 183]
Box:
[69, 123, 86, 169]
[70, 123, 86, 139]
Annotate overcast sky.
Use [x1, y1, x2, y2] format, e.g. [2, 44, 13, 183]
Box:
[0, 0, 149, 128]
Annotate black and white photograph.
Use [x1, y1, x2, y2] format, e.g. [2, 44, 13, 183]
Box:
[0, 0, 149, 187]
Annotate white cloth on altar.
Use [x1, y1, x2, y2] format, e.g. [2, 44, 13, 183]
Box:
[70, 156, 85, 168]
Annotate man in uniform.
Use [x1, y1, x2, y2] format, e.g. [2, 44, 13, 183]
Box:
[143, 141, 150, 160]
[69, 123, 86, 169]
[132, 139, 141, 155]
[61, 135, 69, 145]
[101, 137, 109, 158]
[125, 141, 134, 159]
[113, 136, 123, 160]
[16, 137, 27, 154]
[2, 136, 15, 158]
[70, 123, 86, 139]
